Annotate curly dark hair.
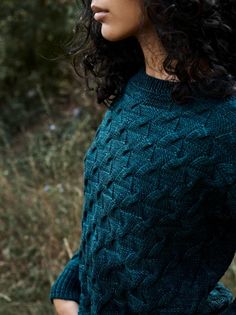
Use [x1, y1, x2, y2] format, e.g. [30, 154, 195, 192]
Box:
[66, 0, 236, 106]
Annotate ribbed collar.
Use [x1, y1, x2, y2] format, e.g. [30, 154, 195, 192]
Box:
[124, 65, 178, 102]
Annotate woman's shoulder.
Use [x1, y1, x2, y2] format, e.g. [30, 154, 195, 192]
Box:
[192, 95, 236, 136]
[213, 95, 236, 119]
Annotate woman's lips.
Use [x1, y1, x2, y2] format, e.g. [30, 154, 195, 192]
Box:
[94, 11, 109, 21]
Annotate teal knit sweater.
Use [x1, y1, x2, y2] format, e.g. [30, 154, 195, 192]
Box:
[49, 66, 236, 314]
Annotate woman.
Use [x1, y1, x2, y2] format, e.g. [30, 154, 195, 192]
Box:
[49, 0, 236, 314]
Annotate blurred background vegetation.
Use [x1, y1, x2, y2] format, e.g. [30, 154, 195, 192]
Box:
[0, 1, 105, 314]
[0, 1, 235, 315]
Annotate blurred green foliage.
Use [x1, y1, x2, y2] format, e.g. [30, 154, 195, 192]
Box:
[0, 0, 79, 139]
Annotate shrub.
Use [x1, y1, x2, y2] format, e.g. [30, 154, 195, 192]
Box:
[0, 0, 80, 139]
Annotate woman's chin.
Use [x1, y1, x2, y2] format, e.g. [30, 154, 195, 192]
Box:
[101, 28, 131, 42]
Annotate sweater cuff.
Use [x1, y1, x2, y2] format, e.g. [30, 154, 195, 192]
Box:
[49, 266, 81, 304]
[220, 298, 236, 314]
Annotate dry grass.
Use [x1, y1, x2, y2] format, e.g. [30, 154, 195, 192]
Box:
[0, 99, 104, 314]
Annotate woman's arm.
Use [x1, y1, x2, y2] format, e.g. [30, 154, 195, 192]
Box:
[208, 125, 236, 314]
[49, 249, 81, 305]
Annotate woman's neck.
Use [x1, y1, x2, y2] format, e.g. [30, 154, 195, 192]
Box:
[135, 20, 178, 82]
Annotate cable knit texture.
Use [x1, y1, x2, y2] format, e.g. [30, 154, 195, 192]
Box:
[49, 65, 236, 314]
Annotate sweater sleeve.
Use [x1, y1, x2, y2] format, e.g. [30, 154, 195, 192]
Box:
[49, 248, 81, 305]
[220, 299, 236, 314]
[208, 129, 236, 222]
[207, 113, 236, 313]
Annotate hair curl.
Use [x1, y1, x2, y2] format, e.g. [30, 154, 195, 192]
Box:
[66, 0, 236, 106]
